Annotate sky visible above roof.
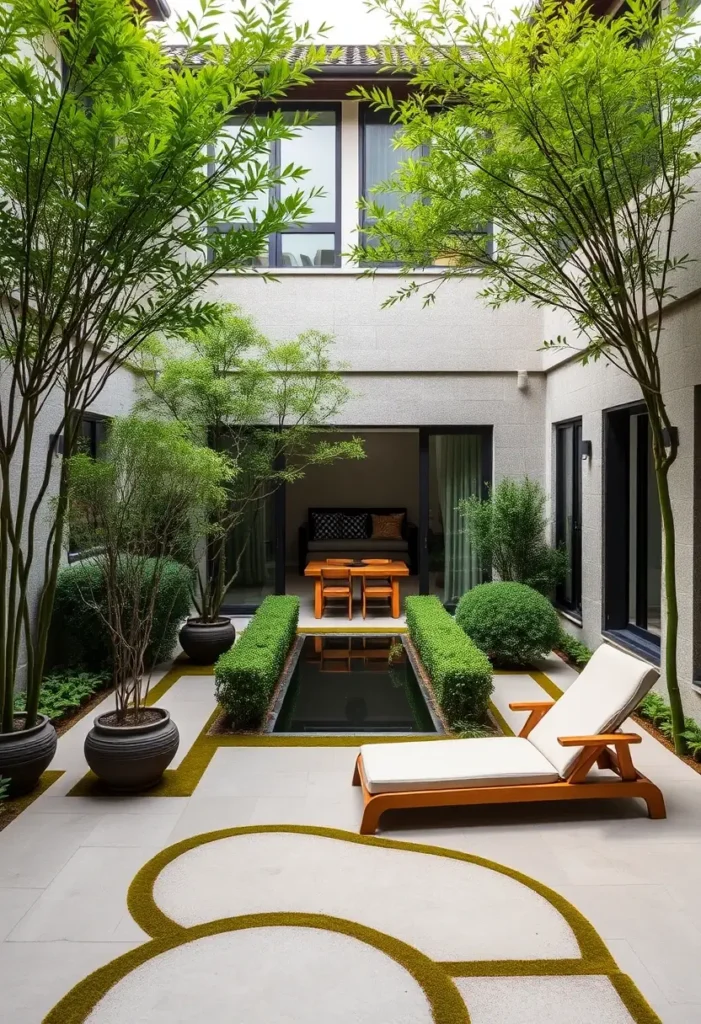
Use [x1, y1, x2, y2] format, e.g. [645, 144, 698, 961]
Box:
[162, 0, 517, 44]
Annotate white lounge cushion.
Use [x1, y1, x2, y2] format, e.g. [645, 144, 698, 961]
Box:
[528, 643, 658, 779]
[360, 737, 560, 794]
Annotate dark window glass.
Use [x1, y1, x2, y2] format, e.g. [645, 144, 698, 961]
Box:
[555, 419, 582, 614]
[603, 404, 662, 653]
[628, 412, 662, 636]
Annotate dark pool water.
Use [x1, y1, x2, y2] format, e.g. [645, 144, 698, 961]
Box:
[273, 635, 437, 733]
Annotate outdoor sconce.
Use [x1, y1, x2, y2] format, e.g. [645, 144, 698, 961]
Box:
[579, 439, 592, 461]
[49, 432, 65, 456]
[516, 370, 529, 392]
[662, 426, 679, 448]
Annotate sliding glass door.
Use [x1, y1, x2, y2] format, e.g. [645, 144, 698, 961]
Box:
[420, 427, 492, 607]
[555, 419, 582, 615]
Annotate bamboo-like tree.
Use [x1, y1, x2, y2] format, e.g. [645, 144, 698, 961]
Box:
[351, 0, 701, 752]
[141, 306, 365, 622]
[66, 417, 231, 720]
[0, 0, 335, 733]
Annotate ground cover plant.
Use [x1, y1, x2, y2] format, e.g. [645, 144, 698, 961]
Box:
[405, 595, 492, 726]
[556, 630, 593, 669]
[456, 582, 560, 667]
[215, 596, 300, 729]
[14, 672, 109, 723]
[637, 691, 701, 763]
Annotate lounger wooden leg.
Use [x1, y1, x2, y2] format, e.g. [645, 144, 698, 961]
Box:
[352, 756, 361, 786]
[359, 796, 384, 835]
[644, 783, 666, 819]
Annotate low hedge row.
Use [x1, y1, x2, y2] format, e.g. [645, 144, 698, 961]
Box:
[215, 595, 300, 730]
[405, 595, 493, 726]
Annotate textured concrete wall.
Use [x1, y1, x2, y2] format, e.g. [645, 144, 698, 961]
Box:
[201, 271, 546, 372]
[544, 297, 701, 716]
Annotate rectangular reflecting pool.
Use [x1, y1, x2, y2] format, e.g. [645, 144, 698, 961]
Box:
[272, 635, 439, 734]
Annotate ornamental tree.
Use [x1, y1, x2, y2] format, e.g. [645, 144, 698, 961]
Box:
[352, 0, 701, 752]
[0, 0, 335, 733]
[140, 305, 364, 622]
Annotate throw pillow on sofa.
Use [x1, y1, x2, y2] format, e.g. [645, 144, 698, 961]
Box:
[312, 512, 342, 540]
[341, 513, 367, 539]
[371, 513, 404, 540]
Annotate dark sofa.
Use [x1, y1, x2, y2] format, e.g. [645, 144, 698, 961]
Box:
[298, 507, 418, 575]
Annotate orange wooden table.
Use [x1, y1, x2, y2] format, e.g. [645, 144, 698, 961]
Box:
[304, 560, 409, 619]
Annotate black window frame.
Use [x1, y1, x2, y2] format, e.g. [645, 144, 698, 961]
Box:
[603, 402, 662, 662]
[67, 413, 108, 562]
[210, 102, 342, 269]
[554, 418, 583, 618]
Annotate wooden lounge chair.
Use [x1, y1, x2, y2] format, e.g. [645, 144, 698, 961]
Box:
[352, 644, 665, 834]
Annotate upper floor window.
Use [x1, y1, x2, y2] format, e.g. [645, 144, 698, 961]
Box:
[360, 108, 425, 263]
[360, 108, 491, 266]
[214, 105, 341, 269]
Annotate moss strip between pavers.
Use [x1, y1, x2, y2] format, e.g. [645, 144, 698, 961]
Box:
[43, 824, 661, 1024]
[0, 769, 64, 831]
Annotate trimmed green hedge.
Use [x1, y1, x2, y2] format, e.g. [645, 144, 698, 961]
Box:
[50, 557, 192, 672]
[405, 595, 493, 726]
[455, 581, 560, 667]
[215, 595, 300, 730]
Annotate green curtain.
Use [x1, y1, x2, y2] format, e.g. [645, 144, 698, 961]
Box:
[434, 434, 482, 604]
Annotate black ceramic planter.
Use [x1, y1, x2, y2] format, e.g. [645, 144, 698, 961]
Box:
[0, 714, 58, 795]
[84, 708, 179, 793]
[179, 617, 235, 664]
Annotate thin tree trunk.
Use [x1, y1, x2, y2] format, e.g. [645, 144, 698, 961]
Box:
[654, 460, 685, 753]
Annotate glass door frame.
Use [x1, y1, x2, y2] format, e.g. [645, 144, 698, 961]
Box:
[603, 401, 661, 661]
[554, 417, 583, 617]
[418, 426, 493, 599]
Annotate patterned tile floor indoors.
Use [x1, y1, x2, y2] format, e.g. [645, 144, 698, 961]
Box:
[1, 635, 700, 1023]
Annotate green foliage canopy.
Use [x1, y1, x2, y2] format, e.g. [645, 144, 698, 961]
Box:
[352, 0, 701, 750]
[141, 305, 365, 620]
[66, 416, 232, 718]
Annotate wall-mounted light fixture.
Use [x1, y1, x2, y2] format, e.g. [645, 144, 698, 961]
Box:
[49, 433, 65, 456]
[662, 426, 679, 448]
[516, 370, 529, 392]
[579, 439, 592, 461]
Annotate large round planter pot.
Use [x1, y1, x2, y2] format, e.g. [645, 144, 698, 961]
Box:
[179, 617, 235, 665]
[0, 714, 58, 796]
[84, 708, 179, 793]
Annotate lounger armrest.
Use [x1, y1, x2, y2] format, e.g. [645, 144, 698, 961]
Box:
[515, 701, 556, 738]
[509, 701, 555, 711]
[558, 733, 642, 747]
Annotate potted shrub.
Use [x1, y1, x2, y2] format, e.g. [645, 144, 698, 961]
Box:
[66, 416, 231, 791]
[141, 306, 363, 663]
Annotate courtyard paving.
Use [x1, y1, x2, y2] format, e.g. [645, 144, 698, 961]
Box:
[0, 646, 700, 1022]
